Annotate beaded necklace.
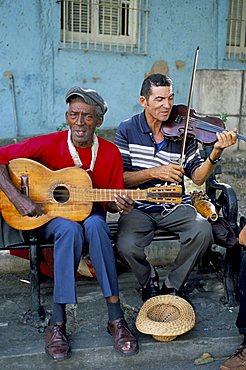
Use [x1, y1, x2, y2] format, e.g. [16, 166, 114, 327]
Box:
[67, 129, 99, 172]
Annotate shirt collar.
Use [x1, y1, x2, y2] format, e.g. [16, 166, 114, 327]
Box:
[139, 111, 152, 134]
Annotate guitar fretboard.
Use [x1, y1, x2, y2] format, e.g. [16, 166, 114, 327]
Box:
[74, 187, 182, 202]
[83, 188, 147, 201]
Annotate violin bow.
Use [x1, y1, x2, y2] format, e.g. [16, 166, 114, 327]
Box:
[179, 46, 199, 166]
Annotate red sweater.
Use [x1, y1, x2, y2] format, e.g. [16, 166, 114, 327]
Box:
[0, 130, 124, 190]
[0, 131, 124, 277]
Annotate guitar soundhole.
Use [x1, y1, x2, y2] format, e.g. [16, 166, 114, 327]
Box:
[53, 186, 69, 203]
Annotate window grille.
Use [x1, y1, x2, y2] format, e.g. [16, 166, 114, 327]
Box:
[227, 0, 246, 59]
[59, 0, 149, 55]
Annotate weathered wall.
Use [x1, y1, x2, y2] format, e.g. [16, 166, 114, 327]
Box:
[193, 70, 246, 153]
[0, 0, 246, 144]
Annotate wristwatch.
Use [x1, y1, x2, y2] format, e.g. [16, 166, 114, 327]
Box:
[208, 155, 221, 165]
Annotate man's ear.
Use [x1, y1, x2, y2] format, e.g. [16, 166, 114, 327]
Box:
[97, 116, 103, 126]
[140, 96, 147, 108]
[65, 112, 68, 120]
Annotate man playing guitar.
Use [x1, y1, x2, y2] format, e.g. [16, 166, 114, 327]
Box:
[0, 87, 139, 360]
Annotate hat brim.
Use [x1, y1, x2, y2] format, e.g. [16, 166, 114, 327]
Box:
[136, 294, 195, 341]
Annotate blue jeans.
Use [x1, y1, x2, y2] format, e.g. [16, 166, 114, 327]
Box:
[37, 206, 119, 304]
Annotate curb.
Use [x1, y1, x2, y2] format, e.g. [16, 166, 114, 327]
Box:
[0, 251, 29, 274]
[0, 240, 180, 275]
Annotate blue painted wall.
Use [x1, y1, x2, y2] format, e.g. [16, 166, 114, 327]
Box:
[0, 0, 244, 139]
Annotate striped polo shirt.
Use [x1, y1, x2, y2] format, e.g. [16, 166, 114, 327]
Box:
[114, 111, 204, 213]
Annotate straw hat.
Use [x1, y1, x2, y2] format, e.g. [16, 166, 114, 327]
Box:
[136, 295, 196, 342]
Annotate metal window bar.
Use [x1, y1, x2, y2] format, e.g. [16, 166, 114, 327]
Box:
[137, 0, 141, 54]
[101, 2, 105, 49]
[71, 0, 74, 46]
[109, 0, 113, 51]
[93, 1, 98, 50]
[86, 1, 90, 48]
[79, 0, 82, 47]
[59, 0, 148, 55]
[144, 0, 148, 55]
[116, 0, 120, 52]
[227, 0, 246, 59]
[63, 0, 66, 46]
[130, 0, 134, 53]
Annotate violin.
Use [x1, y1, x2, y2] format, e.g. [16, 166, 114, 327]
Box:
[163, 104, 246, 145]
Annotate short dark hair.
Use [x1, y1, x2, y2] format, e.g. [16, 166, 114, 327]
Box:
[140, 74, 173, 100]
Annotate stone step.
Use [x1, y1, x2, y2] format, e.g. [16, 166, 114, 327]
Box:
[0, 269, 241, 370]
[0, 335, 240, 370]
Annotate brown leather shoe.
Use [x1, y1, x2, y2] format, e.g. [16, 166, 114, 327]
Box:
[220, 344, 246, 369]
[45, 322, 71, 361]
[107, 318, 139, 356]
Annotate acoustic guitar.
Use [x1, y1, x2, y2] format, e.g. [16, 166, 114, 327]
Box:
[0, 158, 182, 230]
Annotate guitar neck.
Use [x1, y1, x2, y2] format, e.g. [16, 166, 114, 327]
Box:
[84, 188, 149, 201]
[80, 187, 182, 203]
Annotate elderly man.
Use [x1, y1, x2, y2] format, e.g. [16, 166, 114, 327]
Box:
[0, 87, 138, 360]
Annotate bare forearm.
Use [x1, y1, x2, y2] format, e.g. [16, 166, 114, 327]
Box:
[0, 164, 21, 203]
[192, 128, 237, 185]
[0, 164, 42, 216]
[192, 148, 223, 185]
[124, 169, 153, 188]
[124, 162, 185, 188]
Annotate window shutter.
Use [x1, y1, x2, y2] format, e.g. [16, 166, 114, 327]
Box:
[68, 0, 91, 33]
[99, 0, 120, 36]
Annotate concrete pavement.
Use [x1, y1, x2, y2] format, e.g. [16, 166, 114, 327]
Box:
[0, 263, 242, 370]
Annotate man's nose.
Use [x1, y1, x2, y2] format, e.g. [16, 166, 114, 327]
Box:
[162, 99, 171, 108]
[76, 113, 85, 124]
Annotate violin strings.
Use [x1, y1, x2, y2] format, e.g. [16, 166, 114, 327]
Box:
[178, 115, 245, 141]
[188, 117, 224, 133]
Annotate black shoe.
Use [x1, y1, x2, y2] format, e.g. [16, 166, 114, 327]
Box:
[161, 281, 182, 296]
[141, 269, 160, 302]
[161, 281, 194, 308]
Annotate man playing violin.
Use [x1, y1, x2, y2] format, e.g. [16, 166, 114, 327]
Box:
[114, 73, 237, 302]
[0, 87, 138, 360]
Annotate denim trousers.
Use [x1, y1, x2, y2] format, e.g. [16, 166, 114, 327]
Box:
[37, 207, 119, 304]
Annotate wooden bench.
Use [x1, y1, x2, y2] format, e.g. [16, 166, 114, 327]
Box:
[0, 147, 239, 326]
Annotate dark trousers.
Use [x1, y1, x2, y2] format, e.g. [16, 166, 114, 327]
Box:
[37, 207, 119, 304]
[236, 250, 246, 334]
[117, 204, 213, 289]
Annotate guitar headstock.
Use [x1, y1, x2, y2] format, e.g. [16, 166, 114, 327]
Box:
[146, 185, 182, 204]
